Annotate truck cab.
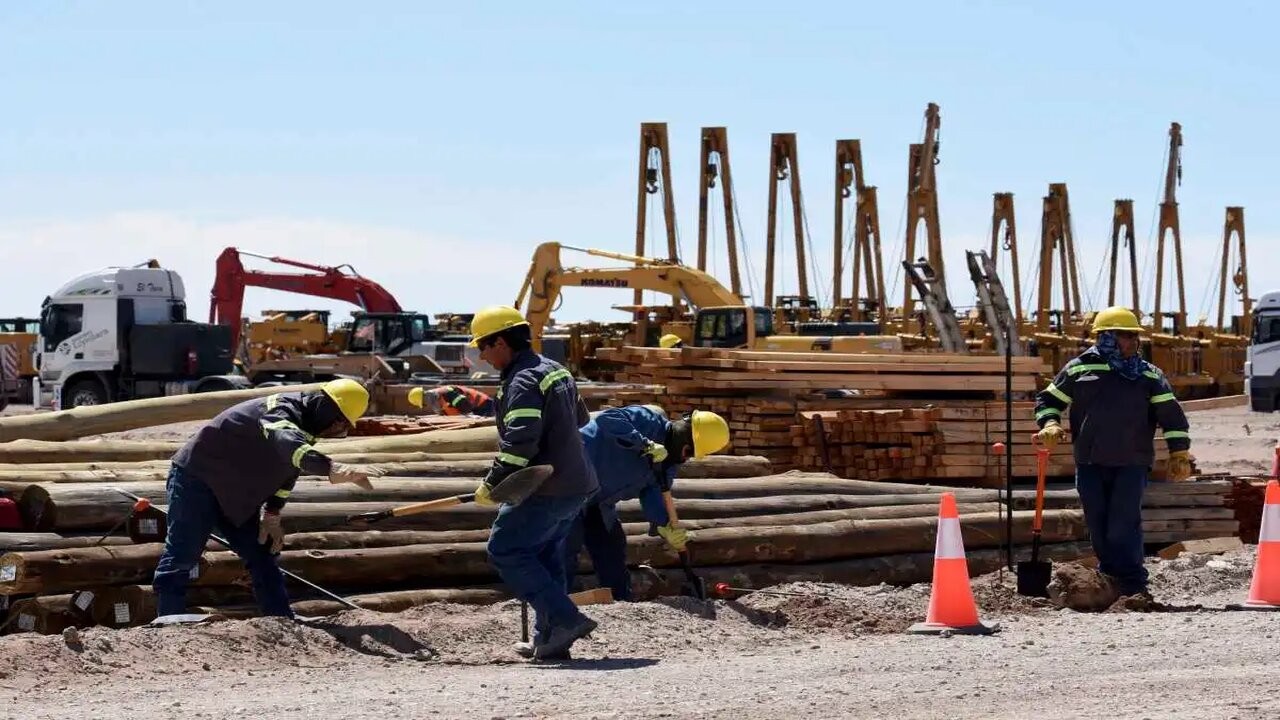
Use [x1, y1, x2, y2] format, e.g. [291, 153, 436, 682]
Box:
[692, 306, 903, 353]
[37, 265, 241, 409]
[1246, 290, 1280, 411]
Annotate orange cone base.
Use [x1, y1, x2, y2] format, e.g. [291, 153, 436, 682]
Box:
[1230, 600, 1280, 611]
[907, 620, 1001, 635]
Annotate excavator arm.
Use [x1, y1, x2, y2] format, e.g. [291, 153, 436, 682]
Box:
[515, 242, 744, 344]
[209, 247, 403, 349]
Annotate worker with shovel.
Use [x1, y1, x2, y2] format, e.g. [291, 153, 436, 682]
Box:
[1034, 307, 1193, 600]
[153, 379, 380, 619]
[564, 405, 730, 603]
[470, 306, 600, 661]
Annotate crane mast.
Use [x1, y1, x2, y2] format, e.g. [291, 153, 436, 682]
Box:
[764, 132, 809, 306]
[1152, 122, 1187, 333]
[832, 139, 885, 324]
[1035, 183, 1083, 333]
[988, 192, 1022, 324]
[1217, 206, 1250, 335]
[696, 127, 744, 296]
[1107, 199, 1140, 314]
[633, 122, 680, 307]
[901, 102, 944, 319]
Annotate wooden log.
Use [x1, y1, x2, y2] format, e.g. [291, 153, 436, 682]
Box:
[2, 595, 77, 635]
[0, 533, 135, 552]
[0, 383, 326, 443]
[0, 545, 211, 595]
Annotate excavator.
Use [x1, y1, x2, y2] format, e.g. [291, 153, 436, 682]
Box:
[208, 248, 477, 380]
[514, 242, 902, 361]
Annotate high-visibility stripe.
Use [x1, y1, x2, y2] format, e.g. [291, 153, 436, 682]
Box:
[504, 408, 542, 424]
[497, 452, 530, 467]
[1067, 363, 1110, 376]
[1150, 393, 1176, 404]
[539, 369, 572, 393]
[262, 419, 315, 443]
[1163, 430, 1190, 440]
[497, 387, 504, 400]
[1046, 383, 1071, 404]
[1143, 370, 1161, 380]
[1035, 407, 1061, 421]
[935, 517, 966, 559]
[266, 394, 280, 411]
[274, 488, 292, 499]
[1261, 505, 1280, 543]
[450, 394, 466, 406]
[291, 444, 314, 469]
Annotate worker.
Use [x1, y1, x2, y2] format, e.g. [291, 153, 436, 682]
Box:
[470, 306, 599, 661]
[658, 334, 684, 349]
[1033, 306, 1193, 600]
[407, 384, 495, 417]
[566, 405, 730, 602]
[152, 379, 379, 619]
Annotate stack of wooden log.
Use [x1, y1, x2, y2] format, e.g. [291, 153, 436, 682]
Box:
[599, 346, 1045, 467]
[352, 415, 493, 436]
[792, 403, 1173, 485]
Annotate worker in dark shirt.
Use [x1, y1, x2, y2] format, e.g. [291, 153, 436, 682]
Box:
[469, 305, 599, 661]
[152, 379, 379, 618]
[1034, 307, 1193, 598]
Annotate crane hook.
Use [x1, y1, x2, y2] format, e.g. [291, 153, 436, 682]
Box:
[645, 167, 660, 194]
[705, 160, 718, 189]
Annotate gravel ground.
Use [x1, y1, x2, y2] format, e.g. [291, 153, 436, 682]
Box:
[1, 402, 1278, 719]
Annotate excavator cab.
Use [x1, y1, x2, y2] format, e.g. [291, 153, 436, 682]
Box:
[346, 312, 435, 356]
[692, 306, 774, 348]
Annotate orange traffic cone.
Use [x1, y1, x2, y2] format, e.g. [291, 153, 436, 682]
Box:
[1242, 480, 1280, 610]
[909, 492, 999, 635]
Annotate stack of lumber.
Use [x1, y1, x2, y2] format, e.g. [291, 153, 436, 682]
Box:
[352, 414, 493, 436]
[600, 346, 1045, 467]
[792, 403, 1174, 486]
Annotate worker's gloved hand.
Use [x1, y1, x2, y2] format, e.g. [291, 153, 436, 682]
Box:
[258, 511, 285, 554]
[1167, 450, 1194, 482]
[1036, 421, 1067, 449]
[474, 482, 498, 507]
[329, 462, 378, 490]
[642, 441, 669, 464]
[657, 523, 688, 552]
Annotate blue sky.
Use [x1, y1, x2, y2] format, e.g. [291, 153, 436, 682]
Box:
[0, 1, 1273, 326]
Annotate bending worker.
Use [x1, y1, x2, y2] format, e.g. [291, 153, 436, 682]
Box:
[566, 404, 730, 602]
[469, 306, 599, 661]
[408, 384, 495, 417]
[153, 379, 378, 619]
[658, 334, 684, 349]
[1034, 306, 1193, 600]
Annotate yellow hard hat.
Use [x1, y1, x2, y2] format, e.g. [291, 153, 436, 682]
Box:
[407, 387, 425, 409]
[1092, 306, 1144, 334]
[322, 378, 369, 425]
[469, 306, 529, 347]
[690, 410, 730, 458]
[659, 334, 683, 349]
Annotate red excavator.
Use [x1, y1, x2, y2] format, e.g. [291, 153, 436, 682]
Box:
[209, 247, 405, 350]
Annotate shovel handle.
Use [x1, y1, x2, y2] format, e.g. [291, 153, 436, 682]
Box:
[1032, 444, 1050, 533]
[389, 494, 473, 518]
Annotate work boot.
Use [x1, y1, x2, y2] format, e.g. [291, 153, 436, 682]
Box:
[533, 616, 596, 660]
[513, 640, 571, 660]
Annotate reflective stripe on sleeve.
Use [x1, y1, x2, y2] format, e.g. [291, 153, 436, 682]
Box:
[538, 369, 573, 393]
[274, 488, 292, 499]
[1067, 363, 1110, 376]
[1035, 407, 1061, 421]
[1163, 430, 1190, 440]
[1046, 383, 1072, 404]
[497, 452, 530, 467]
[1150, 393, 1176, 404]
[291, 444, 315, 469]
[503, 408, 543, 424]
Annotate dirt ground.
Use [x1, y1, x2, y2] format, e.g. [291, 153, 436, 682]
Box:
[1, 403, 1278, 719]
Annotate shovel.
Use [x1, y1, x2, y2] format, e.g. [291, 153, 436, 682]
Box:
[1017, 438, 1053, 597]
[347, 464, 554, 524]
[660, 479, 707, 601]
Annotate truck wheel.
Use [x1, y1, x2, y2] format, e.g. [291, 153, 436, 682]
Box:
[62, 379, 108, 409]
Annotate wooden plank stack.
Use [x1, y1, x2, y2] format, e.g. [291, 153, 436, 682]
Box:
[600, 346, 1047, 468]
[792, 402, 1174, 486]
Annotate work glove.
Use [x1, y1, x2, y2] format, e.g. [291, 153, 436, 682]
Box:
[474, 482, 498, 507]
[1167, 450, 1194, 482]
[329, 462, 383, 490]
[657, 523, 688, 552]
[258, 511, 285, 555]
[1036, 421, 1067, 449]
[642, 441, 669, 464]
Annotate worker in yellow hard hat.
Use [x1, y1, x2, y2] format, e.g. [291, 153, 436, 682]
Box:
[658, 333, 684, 349]
[154, 378, 382, 620]
[408, 385, 495, 417]
[551, 404, 729, 629]
[1033, 306, 1192, 601]
[469, 306, 600, 661]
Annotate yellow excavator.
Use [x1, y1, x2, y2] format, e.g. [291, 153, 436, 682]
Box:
[514, 242, 902, 355]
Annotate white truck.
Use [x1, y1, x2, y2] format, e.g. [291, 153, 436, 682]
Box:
[36, 264, 248, 409]
[1246, 290, 1280, 412]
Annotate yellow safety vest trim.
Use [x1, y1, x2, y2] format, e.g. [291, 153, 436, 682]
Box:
[539, 369, 572, 393]
[1046, 383, 1071, 404]
[1150, 393, 1176, 404]
[274, 488, 292, 499]
[291, 444, 315, 469]
[497, 452, 530, 467]
[503, 408, 543, 424]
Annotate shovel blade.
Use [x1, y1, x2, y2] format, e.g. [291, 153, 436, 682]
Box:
[1016, 560, 1052, 598]
[490, 464, 554, 505]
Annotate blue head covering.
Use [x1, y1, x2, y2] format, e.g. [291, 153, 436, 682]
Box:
[1095, 330, 1144, 380]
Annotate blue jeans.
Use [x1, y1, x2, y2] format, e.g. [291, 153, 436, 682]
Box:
[563, 501, 633, 601]
[152, 466, 293, 618]
[1075, 464, 1148, 594]
[488, 493, 589, 640]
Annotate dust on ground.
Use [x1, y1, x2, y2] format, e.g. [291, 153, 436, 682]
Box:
[1187, 404, 1280, 475]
